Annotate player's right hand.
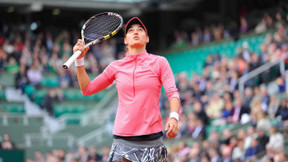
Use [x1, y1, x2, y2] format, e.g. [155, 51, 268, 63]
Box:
[73, 39, 90, 59]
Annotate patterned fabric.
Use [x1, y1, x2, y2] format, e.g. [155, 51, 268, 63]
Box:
[108, 139, 167, 162]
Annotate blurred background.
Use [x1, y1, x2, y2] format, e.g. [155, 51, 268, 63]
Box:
[0, 0, 288, 161]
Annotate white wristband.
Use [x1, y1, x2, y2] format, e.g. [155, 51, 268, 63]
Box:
[169, 112, 179, 122]
[75, 58, 84, 67]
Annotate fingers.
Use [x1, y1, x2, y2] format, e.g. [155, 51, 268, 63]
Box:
[166, 119, 178, 138]
[73, 39, 85, 53]
[165, 122, 169, 132]
[73, 39, 90, 59]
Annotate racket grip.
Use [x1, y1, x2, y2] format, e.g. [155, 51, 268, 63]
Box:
[62, 50, 82, 69]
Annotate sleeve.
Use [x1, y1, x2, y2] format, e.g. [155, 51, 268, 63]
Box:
[160, 57, 180, 101]
[81, 64, 116, 96]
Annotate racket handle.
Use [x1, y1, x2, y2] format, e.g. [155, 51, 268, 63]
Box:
[62, 50, 82, 69]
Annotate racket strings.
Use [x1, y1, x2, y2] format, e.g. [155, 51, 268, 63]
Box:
[84, 15, 121, 43]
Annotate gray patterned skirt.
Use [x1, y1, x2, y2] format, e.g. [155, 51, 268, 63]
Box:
[108, 137, 167, 162]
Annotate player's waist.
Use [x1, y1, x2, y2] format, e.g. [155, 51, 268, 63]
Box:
[113, 131, 163, 142]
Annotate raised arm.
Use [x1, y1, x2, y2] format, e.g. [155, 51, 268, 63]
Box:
[73, 39, 91, 91]
[73, 39, 114, 96]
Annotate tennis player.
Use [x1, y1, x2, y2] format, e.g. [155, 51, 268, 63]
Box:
[73, 17, 180, 162]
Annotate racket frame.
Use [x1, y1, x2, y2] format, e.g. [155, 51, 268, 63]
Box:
[63, 12, 123, 69]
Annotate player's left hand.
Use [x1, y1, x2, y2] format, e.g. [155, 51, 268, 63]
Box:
[165, 118, 178, 138]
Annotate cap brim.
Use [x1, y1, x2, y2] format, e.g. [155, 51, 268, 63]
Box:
[124, 17, 147, 35]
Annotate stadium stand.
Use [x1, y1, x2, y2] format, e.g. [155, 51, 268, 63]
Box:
[1, 3, 288, 161]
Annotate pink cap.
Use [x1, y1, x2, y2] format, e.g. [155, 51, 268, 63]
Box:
[124, 17, 147, 35]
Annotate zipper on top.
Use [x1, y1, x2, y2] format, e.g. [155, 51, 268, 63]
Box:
[132, 58, 137, 97]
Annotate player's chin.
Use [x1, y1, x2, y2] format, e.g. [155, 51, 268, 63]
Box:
[130, 42, 145, 48]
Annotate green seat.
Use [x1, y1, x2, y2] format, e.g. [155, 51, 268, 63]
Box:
[165, 34, 266, 75]
[0, 102, 25, 114]
[34, 89, 48, 105]
[0, 90, 5, 100]
[63, 88, 106, 101]
[40, 74, 59, 87]
[53, 103, 95, 118]
[0, 73, 15, 87]
[24, 84, 35, 99]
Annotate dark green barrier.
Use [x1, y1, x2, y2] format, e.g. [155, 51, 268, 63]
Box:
[0, 150, 25, 162]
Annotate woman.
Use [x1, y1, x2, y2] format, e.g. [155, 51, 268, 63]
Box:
[73, 17, 181, 162]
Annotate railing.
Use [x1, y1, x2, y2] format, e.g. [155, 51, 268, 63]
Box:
[0, 113, 43, 126]
[57, 86, 117, 126]
[39, 85, 117, 136]
[28, 86, 117, 147]
[77, 126, 107, 146]
[24, 133, 76, 147]
[238, 55, 287, 97]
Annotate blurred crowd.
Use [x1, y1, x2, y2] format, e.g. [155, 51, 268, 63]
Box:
[172, 11, 288, 49]
[160, 11, 288, 162]
[0, 22, 124, 115]
[0, 9, 288, 162]
[25, 146, 111, 162]
[0, 25, 122, 89]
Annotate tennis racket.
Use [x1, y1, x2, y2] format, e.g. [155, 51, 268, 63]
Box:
[62, 12, 123, 69]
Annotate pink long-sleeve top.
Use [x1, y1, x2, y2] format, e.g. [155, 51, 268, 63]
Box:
[82, 50, 179, 136]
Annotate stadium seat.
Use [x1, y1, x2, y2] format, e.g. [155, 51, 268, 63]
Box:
[40, 74, 59, 87]
[0, 102, 25, 114]
[0, 89, 5, 100]
[53, 103, 96, 118]
[0, 73, 15, 87]
[164, 34, 266, 75]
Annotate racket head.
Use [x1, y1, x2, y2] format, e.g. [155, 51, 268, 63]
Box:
[81, 12, 123, 47]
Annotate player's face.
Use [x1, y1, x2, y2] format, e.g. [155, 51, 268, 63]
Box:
[124, 24, 149, 48]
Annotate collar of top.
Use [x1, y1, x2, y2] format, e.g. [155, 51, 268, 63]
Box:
[124, 50, 148, 60]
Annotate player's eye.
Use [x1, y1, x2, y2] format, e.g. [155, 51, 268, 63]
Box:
[128, 28, 134, 33]
[138, 28, 144, 32]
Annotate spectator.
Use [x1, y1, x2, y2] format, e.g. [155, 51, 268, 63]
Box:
[266, 126, 284, 151]
[240, 17, 249, 33]
[193, 101, 209, 125]
[77, 146, 88, 162]
[192, 119, 206, 140]
[15, 63, 29, 94]
[34, 151, 45, 162]
[232, 139, 245, 160]
[1, 133, 16, 150]
[244, 138, 262, 160]
[65, 148, 78, 162]
[178, 141, 190, 158]
[200, 152, 210, 162]
[222, 100, 234, 120]
[255, 18, 267, 34]
[256, 128, 269, 151]
[276, 75, 286, 93]
[244, 126, 256, 150]
[27, 62, 42, 86]
[100, 146, 110, 162]
[276, 98, 288, 123]
[42, 89, 55, 117]
[221, 145, 233, 162]
[221, 129, 232, 146]
[208, 148, 222, 162]
[205, 93, 224, 119]
[256, 112, 271, 132]
[267, 96, 280, 118]
[88, 146, 102, 162]
[275, 12, 284, 29]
